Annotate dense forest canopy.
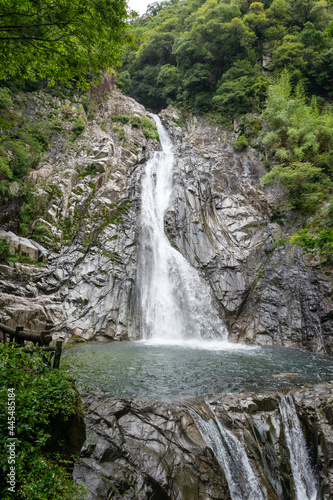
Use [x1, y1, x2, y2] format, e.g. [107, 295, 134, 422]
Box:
[0, 0, 332, 260]
[119, 0, 333, 114]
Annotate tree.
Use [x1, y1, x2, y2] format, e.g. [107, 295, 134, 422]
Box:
[157, 64, 179, 103]
[0, 0, 130, 87]
[212, 60, 269, 117]
[261, 70, 333, 213]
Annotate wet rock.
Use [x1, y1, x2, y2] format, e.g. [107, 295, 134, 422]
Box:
[75, 389, 231, 500]
[75, 384, 333, 499]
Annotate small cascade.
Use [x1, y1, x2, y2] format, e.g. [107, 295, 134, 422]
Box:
[191, 402, 266, 500]
[279, 394, 319, 500]
[138, 115, 228, 341]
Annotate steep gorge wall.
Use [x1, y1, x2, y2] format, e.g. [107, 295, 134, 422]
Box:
[0, 92, 332, 352]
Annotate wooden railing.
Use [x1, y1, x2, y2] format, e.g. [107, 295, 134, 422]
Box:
[0, 320, 62, 368]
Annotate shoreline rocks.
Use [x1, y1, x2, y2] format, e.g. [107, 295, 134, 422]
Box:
[74, 383, 333, 499]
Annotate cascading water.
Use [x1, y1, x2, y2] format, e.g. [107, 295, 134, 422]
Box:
[279, 394, 319, 500]
[192, 402, 266, 500]
[138, 115, 228, 341]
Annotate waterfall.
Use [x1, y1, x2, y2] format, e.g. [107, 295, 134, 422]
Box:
[279, 394, 319, 500]
[192, 402, 266, 500]
[138, 115, 228, 341]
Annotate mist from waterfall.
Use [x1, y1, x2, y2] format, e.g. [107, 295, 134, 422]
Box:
[279, 394, 319, 500]
[138, 115, 228, 341]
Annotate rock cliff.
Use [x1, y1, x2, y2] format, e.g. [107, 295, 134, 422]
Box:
[0, 92, 332, 352]
[0, 91, 159, 340]
[74, 383, 333, 499]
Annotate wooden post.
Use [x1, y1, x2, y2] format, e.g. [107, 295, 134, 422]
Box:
[40, 331, 52, 347]
[15, 326, 24, 346]
[53, 341, 62, 369]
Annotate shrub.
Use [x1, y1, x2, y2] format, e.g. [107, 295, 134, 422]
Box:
[111, 114, 130, 124]
[71, 117, 85, 138]
[290, 228, 333, 264]
[0, 239, 10, 262]
[0, 88, 13, 108]
[234, 135, 248, 151]
[0, 343, 88, 499]
[261, 71, 333, 214]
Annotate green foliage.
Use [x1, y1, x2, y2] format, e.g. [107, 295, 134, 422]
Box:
[0, 88, 13, 108]
[213, 61, 269, 118]
[0, 0, 131, 88]
[262, 161, 329, 212]
[261, 70, 333, 213]
[19, 456, 87, 500]
[122, 0, 333, 114]
[157, 64, 179, 103]
[290, 228, 333, 263]
[0, 343, 87, 499]
[19, 188, 48, 238]
[79, 165, 97, 178]
[0, 238, 44, 266]
[319, 197, 333, 228]
[112, 115, 130, 124]
[116, 71, 132, 94]
[0, 96, 53, 183]
[112, 114, 159, 140]
[234, 135, 249, 151]
[71, 117, 86, 138]
[0, 239, 10, 262]
[140, 115, 160, 139]
[100, 201, 132, 229]
[18, 184, 62, 246]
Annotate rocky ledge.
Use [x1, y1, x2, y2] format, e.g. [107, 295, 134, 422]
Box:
[74, 383, 333, 499]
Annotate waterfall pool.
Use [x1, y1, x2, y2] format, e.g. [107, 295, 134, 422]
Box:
[62, 340, 333, 399]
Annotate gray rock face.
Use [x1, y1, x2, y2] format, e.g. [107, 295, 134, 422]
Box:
[0, 95, 332, 351]
[0, 91, 159, 339]
[75, 383, 333, 499]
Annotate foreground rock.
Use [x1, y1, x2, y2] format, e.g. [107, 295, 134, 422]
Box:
[74, 383, 333, 499]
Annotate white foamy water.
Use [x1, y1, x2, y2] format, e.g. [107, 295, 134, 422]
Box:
[138, 115, 228, 341]
[279, 394, 319, 500]
[192, 403, 266, 500]
[140, 338, 258, 351]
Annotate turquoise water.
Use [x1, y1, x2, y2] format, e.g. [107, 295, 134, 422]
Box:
[63, 340, 333, 399]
